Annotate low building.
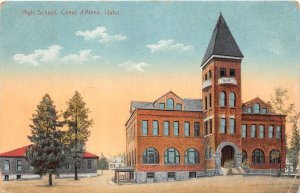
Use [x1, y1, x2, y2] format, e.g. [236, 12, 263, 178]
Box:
[109, 157, 126, 170]
[0, 145, 99, 181]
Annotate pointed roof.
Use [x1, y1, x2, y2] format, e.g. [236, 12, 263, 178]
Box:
[0, 145, 99, 159]
[201, 13, 244, 67]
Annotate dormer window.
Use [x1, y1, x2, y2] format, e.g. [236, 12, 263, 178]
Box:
[176, 103, 182, 110]
[159, 103, 165, 109]
[254, 103, 260, 113]
[166, 98, 174, 110]
[247, 107, 252, 113]
[261, 108, 267, 114]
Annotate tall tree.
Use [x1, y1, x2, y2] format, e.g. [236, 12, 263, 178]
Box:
[63, 91, 93, 180]
[25, 94, 65, 186]
[289, 112, 300, 171]
[97, 153, 109, 174]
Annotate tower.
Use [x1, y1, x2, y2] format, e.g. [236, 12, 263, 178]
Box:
[201, 13, 244, 169]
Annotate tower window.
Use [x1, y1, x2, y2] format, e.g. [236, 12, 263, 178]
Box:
[230, 69, 235, 77]
[208, 70, 212, 79]
[242, 124, 247, 138]
[220, 118, 226, 134]
[205, 74, 208, 81]
[230, 92, 236, 107]
[220, 68, 226, 77]
[220, 91, 226, 107]
[209, 93, 212, 108]
[230, 118, 235, 134]
[142, 120, 148, 136]
[205, 96, 208, 110]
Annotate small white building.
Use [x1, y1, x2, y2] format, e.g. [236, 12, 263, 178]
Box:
[109, 157, 125, 170]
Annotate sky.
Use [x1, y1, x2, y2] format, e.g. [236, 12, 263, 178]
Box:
[0, 1, 299, 157]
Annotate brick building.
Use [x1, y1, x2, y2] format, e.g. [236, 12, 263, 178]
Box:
[125, 13, 286, 183]
[0, 145, 99, 181]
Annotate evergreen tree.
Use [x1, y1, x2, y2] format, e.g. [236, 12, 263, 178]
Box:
[63, 91, 93, 180]
[97, 153, 109, 174]
[25, 94, 65, 186]
[289, 112, 300, 172]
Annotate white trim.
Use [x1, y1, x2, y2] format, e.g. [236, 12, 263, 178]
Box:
[201, 55, 243, 68]
[220, 114, 225, 118]
[230, 115, 235, 118]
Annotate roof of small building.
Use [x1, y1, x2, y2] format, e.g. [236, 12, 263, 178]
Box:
[0, 145, 99, 159]
[201, 13, 244, 67]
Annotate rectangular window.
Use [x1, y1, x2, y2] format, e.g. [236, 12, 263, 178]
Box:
[17, 160, 22, 171]
[168, 172, 175, 179]
[189, 172, 196, 178]
[220, 118, 226, 134]
[209, 119, 212, 134]
[209, 94, 212, 108]
[4, 160, 10, 171]
[194, 122, 200, 137]
[242, 124, 247, 138]
[142, 120, 148, 136]
[259, 125, 264, 139]
[205, 74, 208, 81]
[205, 121, 208, 135]
[247, 107, 252, 113]
[205, 97, 208, 110]
[230, 118, 235, 134]
[276, 126, 282, 139]
[268, 126, 273, 138]
[261, 108, 267, 114]
[220, 68, 226, 77]
[251, 125, 256, 138]
[173, 121, 179, 137]
[230, 69, 235, 77]
[164, 121, 169, 136]
[147, 172, 154, 178]
[152, 120, 158, 136]
[176, 104, 182, 110]
[209, 70, 212, 79]
[159, 103, 165, 109]
[87, 161, 92, 169]
[184, 122, 190, 136]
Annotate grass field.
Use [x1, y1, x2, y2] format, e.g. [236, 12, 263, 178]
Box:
[0, 170, 299, 193]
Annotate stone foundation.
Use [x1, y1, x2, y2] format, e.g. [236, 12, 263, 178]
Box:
[2, 174, 41, 181]
[57, 173, 97, 178]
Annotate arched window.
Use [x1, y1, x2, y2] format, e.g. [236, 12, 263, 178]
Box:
[220, 91, 226, 107]
[242, 150, 247, 163]
[209, 147, 213, 158]
[252, 149, 264, 165]
[269, 150, 281, 164]
[164, 148, 180, 164]
[230, 92, 236, 107]
[184, 148, 199, 164]
[254, 103, 260, 113]
[166, 98, 174, 110]
[142, 148, 159, 164]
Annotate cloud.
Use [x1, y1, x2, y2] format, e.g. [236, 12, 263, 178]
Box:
[13, 45, 100, 66]
[118, 61, 151, 72]
[147, 39, 193, 53]
[76, 27, 128, 43]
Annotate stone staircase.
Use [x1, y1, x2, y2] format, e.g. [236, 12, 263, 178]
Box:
[220, 167, 246, 176]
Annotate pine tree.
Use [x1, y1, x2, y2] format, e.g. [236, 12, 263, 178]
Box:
[63, 91, 93, 180]
[289, 112, 300, 172]
[25, 94, 65, 186]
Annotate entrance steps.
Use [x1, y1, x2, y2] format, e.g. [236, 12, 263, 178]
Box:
[220, 167, 246, 176]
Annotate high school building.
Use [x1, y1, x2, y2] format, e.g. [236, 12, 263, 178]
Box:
[125, 14, 286, 183]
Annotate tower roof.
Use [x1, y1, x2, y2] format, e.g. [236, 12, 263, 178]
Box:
[201, 13, 244, 67]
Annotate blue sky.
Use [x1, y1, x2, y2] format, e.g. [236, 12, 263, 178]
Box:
[0, 1, 299, 75]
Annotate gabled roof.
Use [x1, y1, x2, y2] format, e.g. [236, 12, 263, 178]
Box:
[201, 13, 244, 67]
[242, 97, 270, 107]
[0, 145, 99, 159]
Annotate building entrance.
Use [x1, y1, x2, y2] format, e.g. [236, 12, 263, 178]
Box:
[221, 145, 234, 166]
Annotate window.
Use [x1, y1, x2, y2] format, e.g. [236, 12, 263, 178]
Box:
[209, 93, 212, 108]
[220, 68, 226, 77]
[152, 121, 158, 136]
[159, 103, 165, 109]
[252, 149, 265, 165]
[208, 70, 212, 79]
[4, 160, 10, 171]
[142, 120, 148, 136]
[17, 175, 21, 180]
[242, 150, 247, 163]
[194, 122, 200, 137]
[189, 172, 196, 178]
[242, 124, 247, 138]
[184, 122, 190, 136]
[269, 150, 281, 164]
[164, 148, 180, 164]
[209, 119, 212, 134]
[262, 108, 267, 114]
[220, 118, 226, 134]
[230, 118, 235, 134]
[230, 92, 236, 107]
[147, 172, 154, 178]
[4, 175, 9, 181]
[168, 172, 175, 179]
[205, 121, 208, 135]
[220, 92, 226, 107]
[230, 69, 235, 77]
[87, 161, 92, 169]
[205, 147, 209, 159]
[166, 98, 174, 110]
[259, 125, 264, 139]
[276, 126, 282, 139]
[17, 160, 22, 171]
[142, 148, 159, 164]
[251, 125, 256, 138]
[176, 103, 182, 110]
[164, 121, 169, 136]
[268, 126, 273, 139]
[254, 103, 260, 113]
[205, 74, 208, 80]
[173, 121, 179, 137]
[205, 96, 208, 110]
[247, 107, 252, 113]
[65, 163, 70, 170]
[209, 147, 212, 158]
[184, 148, 199, 164]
